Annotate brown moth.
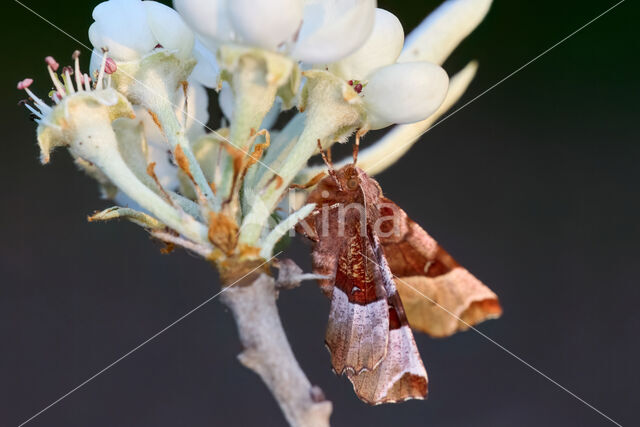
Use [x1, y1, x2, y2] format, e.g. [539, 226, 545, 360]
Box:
[297, 148, 501, 405]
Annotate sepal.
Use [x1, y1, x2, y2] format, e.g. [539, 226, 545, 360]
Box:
[88, 206, 165, 230]
[110, 50, 197, 108]
[36, 88, 134, 164]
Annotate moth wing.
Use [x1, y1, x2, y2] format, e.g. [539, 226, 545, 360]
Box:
[377, 197, 502, 337]
[347, 233, 428, 404]
[325, 223, 390, 374]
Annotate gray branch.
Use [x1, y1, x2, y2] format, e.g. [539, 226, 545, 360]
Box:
[221, 273, 332, 427]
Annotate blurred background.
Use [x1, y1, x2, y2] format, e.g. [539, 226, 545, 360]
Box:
[1, 0, 638, 426]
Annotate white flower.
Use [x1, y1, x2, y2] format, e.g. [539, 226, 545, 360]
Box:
[88, 0, 220, 90]
[17, 51, 132, 164]
[87, 0, 219, 209]
[19, 50, 211, 244]
[328, 8, 449, 130]
[300, 0, 493, 179]
[89, 0, 194, 62]
[173, 0, 377, 64]
[191, 38, 220, 88]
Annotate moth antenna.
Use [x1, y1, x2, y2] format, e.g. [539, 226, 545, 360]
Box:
[317, 139, 342, 191]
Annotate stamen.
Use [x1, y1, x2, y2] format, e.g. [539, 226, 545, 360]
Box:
[104, 57, 117, 74]
[44, 56, 59, 72]
[73, 50, 83, 91]
[47, 65, 66, 96]
[95, 49, 108, 89]
[17, 78, 33, 90]
[24, 103, 43, 119]
[83, 73, 92, 91]
[62, 67, 76, 94]
[49, 89, 63, 104]
[24, 87, 50, 113]
[347, 79, 363, 94]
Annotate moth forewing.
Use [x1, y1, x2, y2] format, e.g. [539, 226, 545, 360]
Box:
[321, 200, 390, 373]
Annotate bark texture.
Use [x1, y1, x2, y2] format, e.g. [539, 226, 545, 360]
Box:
[221, 273, 332, 427]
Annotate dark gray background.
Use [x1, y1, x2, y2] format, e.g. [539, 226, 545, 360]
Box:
[1, 0, 638, 426]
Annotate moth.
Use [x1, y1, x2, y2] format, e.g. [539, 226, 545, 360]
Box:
[297, 145, 501, 405]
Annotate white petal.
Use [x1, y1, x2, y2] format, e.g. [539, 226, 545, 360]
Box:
[173, 0, 235, 46]
[329, 8, 404, 81]
[228, 0, 303, 51]
[143, 1, 194, 59]
[89, 48, 103, 76]
[191, 38, 220, 88]
[89, 0, 156, 61]
[292, 0, 376, 64]
[358, 61, 477, 174]
[398, 0, 492, 65]
[363, 62, 449, 130]
[299, 61, 478, 178]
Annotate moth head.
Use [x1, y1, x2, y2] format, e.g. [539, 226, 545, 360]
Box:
[341, 165, 361, 191]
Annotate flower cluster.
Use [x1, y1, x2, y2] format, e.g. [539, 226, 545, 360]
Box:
[18, 0, 492, 281]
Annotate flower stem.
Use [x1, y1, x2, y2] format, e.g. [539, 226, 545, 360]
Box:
[239, 73, 361, 245]
[112, 53, 218, 210]
[72, 121, 209, 244]
[228, 56, 279, 149]
[154, 103, 220, 210]
[217, 55, 279, 201]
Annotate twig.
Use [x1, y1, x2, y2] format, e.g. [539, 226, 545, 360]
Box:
[221, 273, 332, 426]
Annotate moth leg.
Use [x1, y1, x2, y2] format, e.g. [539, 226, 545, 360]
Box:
[352, 128, 368, 166]
[317, 139, 342, 191]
